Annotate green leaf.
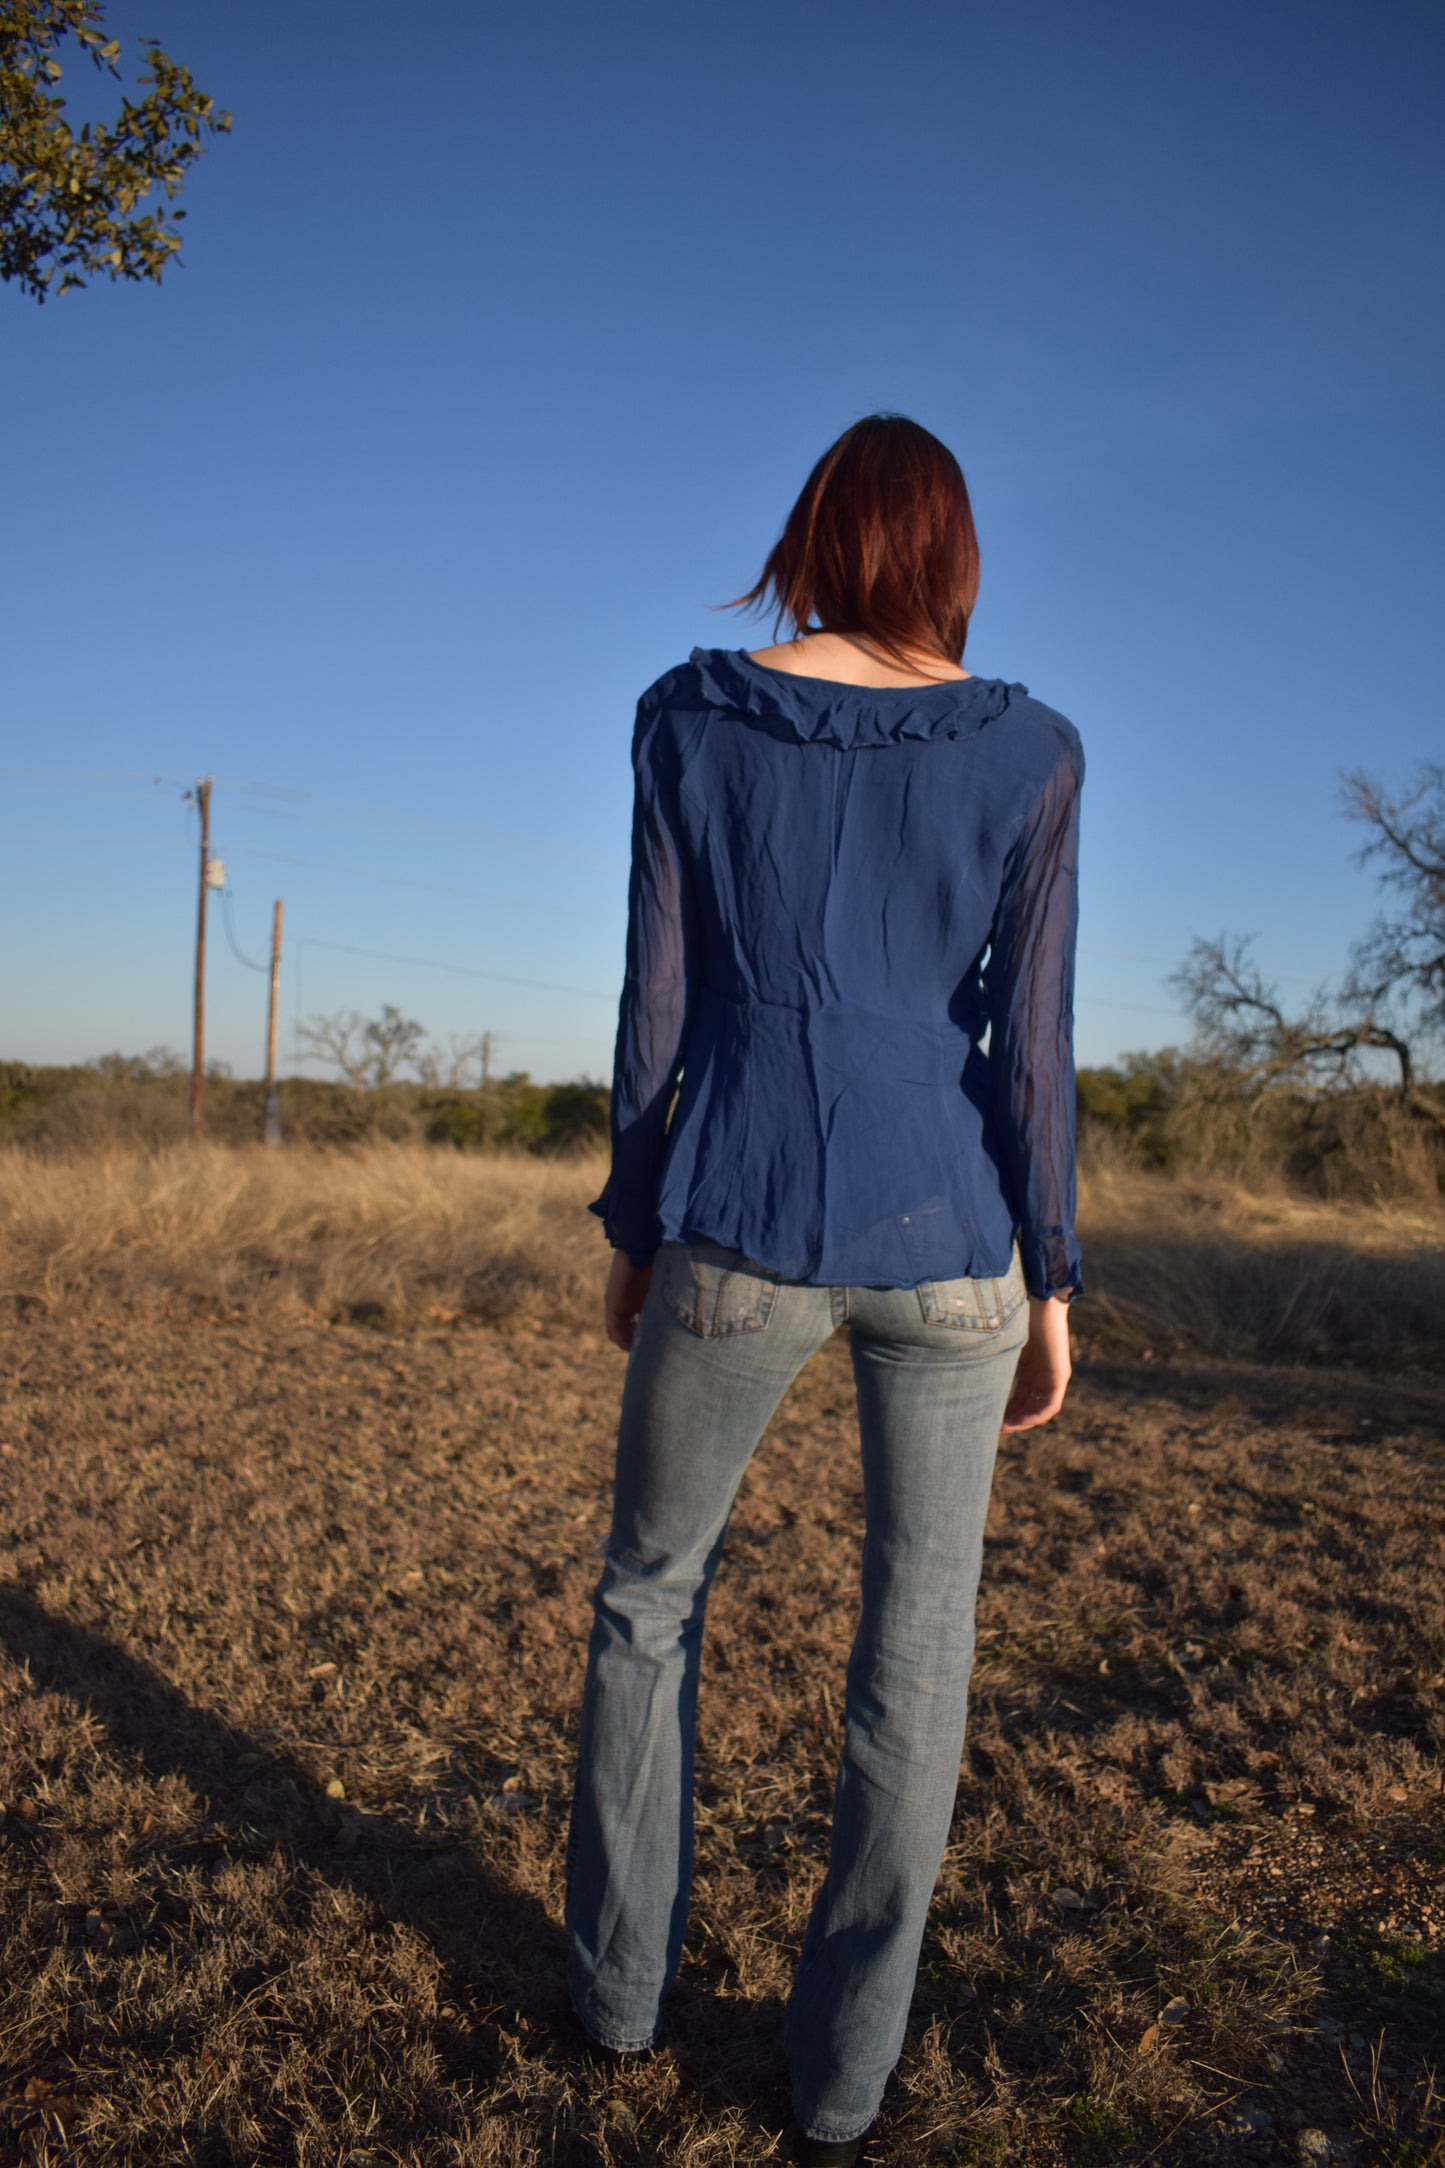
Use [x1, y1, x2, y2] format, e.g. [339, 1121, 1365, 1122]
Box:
[0, 0, 230, 303]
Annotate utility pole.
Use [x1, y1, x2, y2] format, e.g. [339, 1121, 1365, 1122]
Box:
[480, 1029, 494, 1148]
[263, 898, 284, 1146]
[190, 777, 213, 1137]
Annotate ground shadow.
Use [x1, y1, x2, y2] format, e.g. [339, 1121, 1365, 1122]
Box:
[0, 1587, 806, 2149]
[0, 1585, 570, 2086]
[1070, 1352, 1445, 1429]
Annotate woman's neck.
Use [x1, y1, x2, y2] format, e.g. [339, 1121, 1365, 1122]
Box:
[745, 630, 970, 689]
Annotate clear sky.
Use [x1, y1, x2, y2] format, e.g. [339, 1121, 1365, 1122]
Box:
[3, 0, 1441, 1084]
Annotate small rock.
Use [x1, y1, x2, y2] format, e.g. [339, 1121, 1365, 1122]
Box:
[488, 1790, 536, 1816]
[1161, 1995, 1190, 2027]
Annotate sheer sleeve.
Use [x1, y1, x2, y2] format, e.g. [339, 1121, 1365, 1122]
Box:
[983, 734, 1085, 1302]
[587, 697, 698, 1267]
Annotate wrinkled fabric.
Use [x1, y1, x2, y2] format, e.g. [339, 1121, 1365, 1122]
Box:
[590, 647, 1084, 1301]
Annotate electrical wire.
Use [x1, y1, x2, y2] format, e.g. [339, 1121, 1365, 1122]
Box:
[0, 763, 625, 878]
[295, 936, 616, 1004]
[227, 843, 606, 919]
[219, 885, 270, 973]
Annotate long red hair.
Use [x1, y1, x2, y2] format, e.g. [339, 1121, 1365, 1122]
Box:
[731, 414, 980, 666]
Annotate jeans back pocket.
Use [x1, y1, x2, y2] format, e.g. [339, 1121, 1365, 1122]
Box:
[657, 1239, 778, 1338]
[914, 1246, 1027, 1331]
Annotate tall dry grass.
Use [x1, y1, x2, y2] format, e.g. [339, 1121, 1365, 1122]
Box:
[0, 1141, 608, 1325]
[0, 1137, 1441, 1364]
[1079, 1142, 1445, 1368]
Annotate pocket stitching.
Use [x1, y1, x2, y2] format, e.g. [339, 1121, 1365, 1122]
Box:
[709, 1266, 776, 1336]
[661, 1246, 776, 1338]
[915, 1253, 1026, 1332]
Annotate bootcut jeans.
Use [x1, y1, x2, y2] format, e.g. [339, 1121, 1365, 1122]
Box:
[565, 1235, 1029, 2144]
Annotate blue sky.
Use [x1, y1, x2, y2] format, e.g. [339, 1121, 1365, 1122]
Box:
[3, 0, 1441, 1083]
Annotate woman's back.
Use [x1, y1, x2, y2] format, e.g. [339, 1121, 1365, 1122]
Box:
[592, 644, 1084, 1297]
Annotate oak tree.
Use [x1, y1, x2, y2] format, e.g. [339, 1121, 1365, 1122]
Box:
[295, 1007, 430, 1092]
[1, 0, 229, 300]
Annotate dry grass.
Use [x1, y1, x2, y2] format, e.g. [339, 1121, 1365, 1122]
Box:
[0, 1143, 604, 1328]
[1, 1140, 1442, 1372]
[1, 1150, 1443, 2165]
[1079, 1150, 1445, 1371]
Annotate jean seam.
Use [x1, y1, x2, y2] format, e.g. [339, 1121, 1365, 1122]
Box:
[571, 1249, 1024, 2142]
[570, 1992, 657, 2055]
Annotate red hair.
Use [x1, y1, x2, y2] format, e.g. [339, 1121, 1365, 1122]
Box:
[731, 414, 980, 666]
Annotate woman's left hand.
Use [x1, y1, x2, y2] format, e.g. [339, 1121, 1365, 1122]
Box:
[605, 1252, 653, 1352]
[1002, 1293, 1072, 1432]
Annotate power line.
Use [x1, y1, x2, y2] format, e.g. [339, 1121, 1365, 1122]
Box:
[295, 936, 617, 1004]
[225, 842, 606, 919]
[0, 822, 618, 920]
[0, 764, 625, 876]
[1077, 941, 1318, 988]
[219, 886, 270, 973]
[1074, 995, 1183, 1017]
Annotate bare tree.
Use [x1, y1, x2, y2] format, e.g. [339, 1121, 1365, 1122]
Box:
[1175, 762, 1445, 1132]
[294, 1005, 427, 1090]
[1342, 763, 1445, 1040]
[363, 1004, 426, 1088]
[294, 1011, 373, 1089]
[415, 1034, 487, 1091]
[1173, 935, 1417, 1091]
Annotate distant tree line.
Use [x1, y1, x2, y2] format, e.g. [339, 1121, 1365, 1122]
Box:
[0, 1053, 610, 1156]
[2, 1039, 1438, 1200]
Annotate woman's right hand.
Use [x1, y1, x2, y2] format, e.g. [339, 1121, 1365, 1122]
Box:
[604, 1250, 654, 1352]
[1002, 1294, 1072, 1432]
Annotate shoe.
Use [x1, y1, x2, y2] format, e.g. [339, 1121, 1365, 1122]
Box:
[791, 2122, 875, 2165]
[565, 2007, 656, 2067]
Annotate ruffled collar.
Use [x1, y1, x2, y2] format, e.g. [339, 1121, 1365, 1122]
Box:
[686, 647, 1024, 749]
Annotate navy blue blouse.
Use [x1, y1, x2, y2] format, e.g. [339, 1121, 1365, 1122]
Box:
[589, 647, 1084, 1302]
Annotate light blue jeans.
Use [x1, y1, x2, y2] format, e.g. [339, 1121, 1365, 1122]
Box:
[565, 1236, 1029, 2144]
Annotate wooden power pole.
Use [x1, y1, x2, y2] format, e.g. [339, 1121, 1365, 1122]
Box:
[190, 777, 213, 1137]
[263, 898, 284, 1146]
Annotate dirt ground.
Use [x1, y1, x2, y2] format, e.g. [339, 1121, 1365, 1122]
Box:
[1, 1305, 1442, 2167]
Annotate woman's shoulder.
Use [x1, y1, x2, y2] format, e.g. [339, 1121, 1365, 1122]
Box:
[635, 652, 714, 713]
[997, 688, 1081, 752]
[988, 689, 1084, 785]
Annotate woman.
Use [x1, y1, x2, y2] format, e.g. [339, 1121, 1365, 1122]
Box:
[565, 414, 1082, 2164]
